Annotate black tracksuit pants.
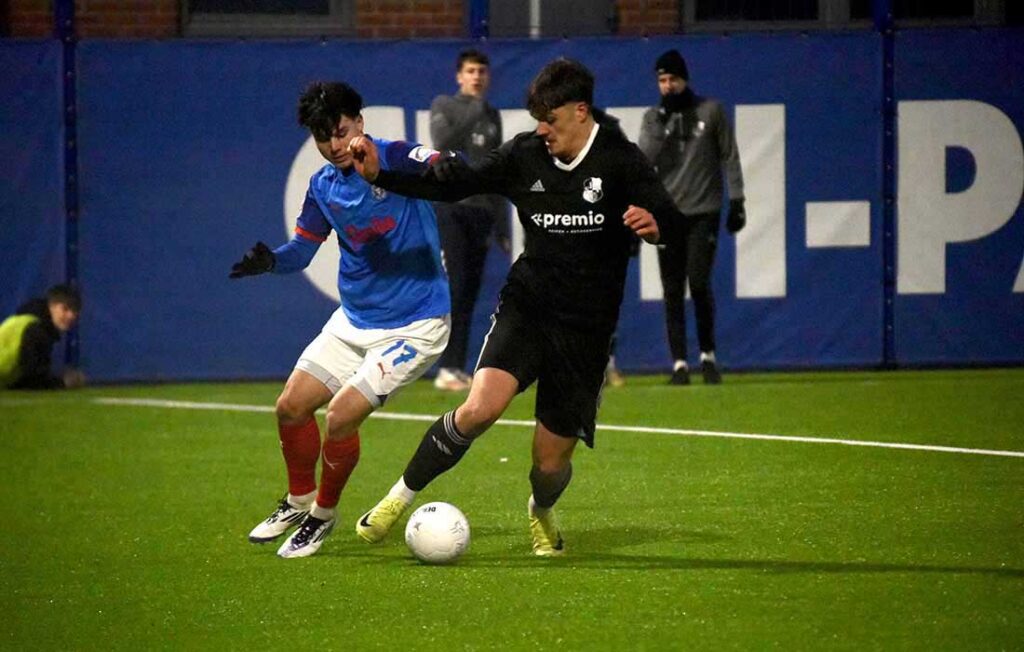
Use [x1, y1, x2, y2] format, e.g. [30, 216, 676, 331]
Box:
[657, 211, 720, 361]
[435, 203, 495, 371]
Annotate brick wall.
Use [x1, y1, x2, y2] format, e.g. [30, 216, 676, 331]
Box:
[6, 1, 679, 39]
[356, 0, 462, 38]
[617, 0, 680, 35]
[9, 0, 178, 38]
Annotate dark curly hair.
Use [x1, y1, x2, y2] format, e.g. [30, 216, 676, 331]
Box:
[526, 58, 594, 121]
[46, 284, 81, 313]
[297, 82, 363, 142]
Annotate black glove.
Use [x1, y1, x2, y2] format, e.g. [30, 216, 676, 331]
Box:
[229, 241, 275, 278]
[428, 150, 471, 183]
[726, 199, 746, 234]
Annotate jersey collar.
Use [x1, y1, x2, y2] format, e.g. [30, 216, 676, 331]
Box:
[553, 122, 599, 172]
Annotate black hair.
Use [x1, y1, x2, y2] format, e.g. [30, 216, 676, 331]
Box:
[297, 81, 363, 142]
[457, 48, 489, 70]
[46, 284, 81, 313]
[526, 58, 594, 120]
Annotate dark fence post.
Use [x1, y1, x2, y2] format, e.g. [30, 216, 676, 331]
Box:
[55, 0, 80, 367]
[874, 0, 896, 368]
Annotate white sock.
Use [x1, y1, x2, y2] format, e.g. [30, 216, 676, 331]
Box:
[388, 477, 417, 504]
[700, 351, 716, 364]
[673, 359, 688, 372]
[310, 502, 336, 520]
[287, 490, 316, 509]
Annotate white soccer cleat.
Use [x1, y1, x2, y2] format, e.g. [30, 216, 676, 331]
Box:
[433, 368, 472, 391]
[276, 514, 336, 558]
[356, 495, 411, 543]
[528, 495, 565, 557]
[248, 496, 311, 543]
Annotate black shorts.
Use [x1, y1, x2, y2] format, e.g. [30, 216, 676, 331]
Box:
[475, 289, 613, 448]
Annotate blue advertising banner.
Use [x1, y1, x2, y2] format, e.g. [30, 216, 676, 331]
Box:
[894, 29, 1024, 364]
[0, 41, 65, 318]
[74, 34, 888, 381]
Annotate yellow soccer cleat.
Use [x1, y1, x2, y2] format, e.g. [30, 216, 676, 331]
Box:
[528, 495, 565, 557]
[356, 495, 410, 543]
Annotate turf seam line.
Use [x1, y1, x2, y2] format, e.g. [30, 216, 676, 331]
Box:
[92, 397, 1024, 459]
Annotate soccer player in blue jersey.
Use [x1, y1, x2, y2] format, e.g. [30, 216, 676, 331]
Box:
[229, 82, 451, 559]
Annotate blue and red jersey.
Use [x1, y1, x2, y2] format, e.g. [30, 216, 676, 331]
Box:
[272, 138, 450, 329]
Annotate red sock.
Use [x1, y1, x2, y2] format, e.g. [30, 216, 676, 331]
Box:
[316, 434, 361, 509]
[278, 418, 321, 496]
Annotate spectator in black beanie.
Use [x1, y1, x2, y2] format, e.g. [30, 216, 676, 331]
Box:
[639, 49, 746, 385]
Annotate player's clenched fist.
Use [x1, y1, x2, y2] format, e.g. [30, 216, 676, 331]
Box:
[623, 205, 660, 244]
[348, 136, 379, 182]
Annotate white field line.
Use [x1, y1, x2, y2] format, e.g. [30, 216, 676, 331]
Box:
[92, 397, 1024, 459]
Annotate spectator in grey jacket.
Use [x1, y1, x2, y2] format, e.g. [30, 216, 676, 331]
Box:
[429, 49, 508, 392]
[638, 49, 746, 385]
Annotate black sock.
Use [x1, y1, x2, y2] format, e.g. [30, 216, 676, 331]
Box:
[402, 411, 472, 491]
[529, 463, 573, 509]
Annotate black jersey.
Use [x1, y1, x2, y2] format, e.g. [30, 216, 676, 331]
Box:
[374, 123, 681, 332]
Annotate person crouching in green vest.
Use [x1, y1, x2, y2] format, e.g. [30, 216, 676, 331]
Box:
[0, 285, 84, 390]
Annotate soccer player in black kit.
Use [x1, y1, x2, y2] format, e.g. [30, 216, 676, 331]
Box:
[349, 59, 682, 556]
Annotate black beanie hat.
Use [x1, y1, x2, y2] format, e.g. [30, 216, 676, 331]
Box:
[655, 49, 689, 80]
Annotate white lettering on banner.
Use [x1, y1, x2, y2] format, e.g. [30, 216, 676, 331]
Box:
[607, 107, 668, 300]
[735, 104, 788, 298]
[498, 110, 541, 261]
[284, 107, 406, 301]
[897, 100, 1024, 294]
[286, 102, 1024, 302]
[806, 201, 872, 248]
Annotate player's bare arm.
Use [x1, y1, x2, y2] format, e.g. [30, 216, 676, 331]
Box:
[348, 135, 379, 182]
[623, 204, 660, 244]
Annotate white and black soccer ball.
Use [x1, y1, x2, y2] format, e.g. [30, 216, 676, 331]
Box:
[404, 501, 470, 565]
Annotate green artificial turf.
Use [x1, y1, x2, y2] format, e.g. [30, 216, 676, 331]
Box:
[1, 369, 1022, 650]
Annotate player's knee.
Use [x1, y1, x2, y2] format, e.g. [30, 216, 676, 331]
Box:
[324, 404, 359, 439]
[275, 391, 312, 424]
[532, 457, 569, 475]
[455, 398, 502, 436]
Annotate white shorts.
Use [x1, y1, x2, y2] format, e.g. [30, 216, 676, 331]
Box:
[295, 308, 450, 408]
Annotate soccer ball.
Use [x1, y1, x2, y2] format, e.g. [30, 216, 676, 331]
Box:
[404, 501, 470, 564]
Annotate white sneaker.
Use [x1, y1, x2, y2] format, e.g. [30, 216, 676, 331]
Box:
[248, 496, 310, 543]
[276, 514, 336, 558]
[433, 368, 471, 391]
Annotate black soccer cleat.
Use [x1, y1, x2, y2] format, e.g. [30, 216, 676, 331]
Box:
[669, 367, 691, 385]
[701, 360, 722, 385]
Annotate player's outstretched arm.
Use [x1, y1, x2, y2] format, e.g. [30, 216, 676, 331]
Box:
[349, 135, 476, 203]
[623, 205, 660, 245]
[229, 241, 275, 278]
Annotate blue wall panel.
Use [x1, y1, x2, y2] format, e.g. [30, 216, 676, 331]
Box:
[0, 41, 65, 318]
[74, 35, 889, 381]
[51, 29, 1022, 381]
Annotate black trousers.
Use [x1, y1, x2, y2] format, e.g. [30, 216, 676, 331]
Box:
[435, 203, 496, 370]
[657, 211, 720, 361]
